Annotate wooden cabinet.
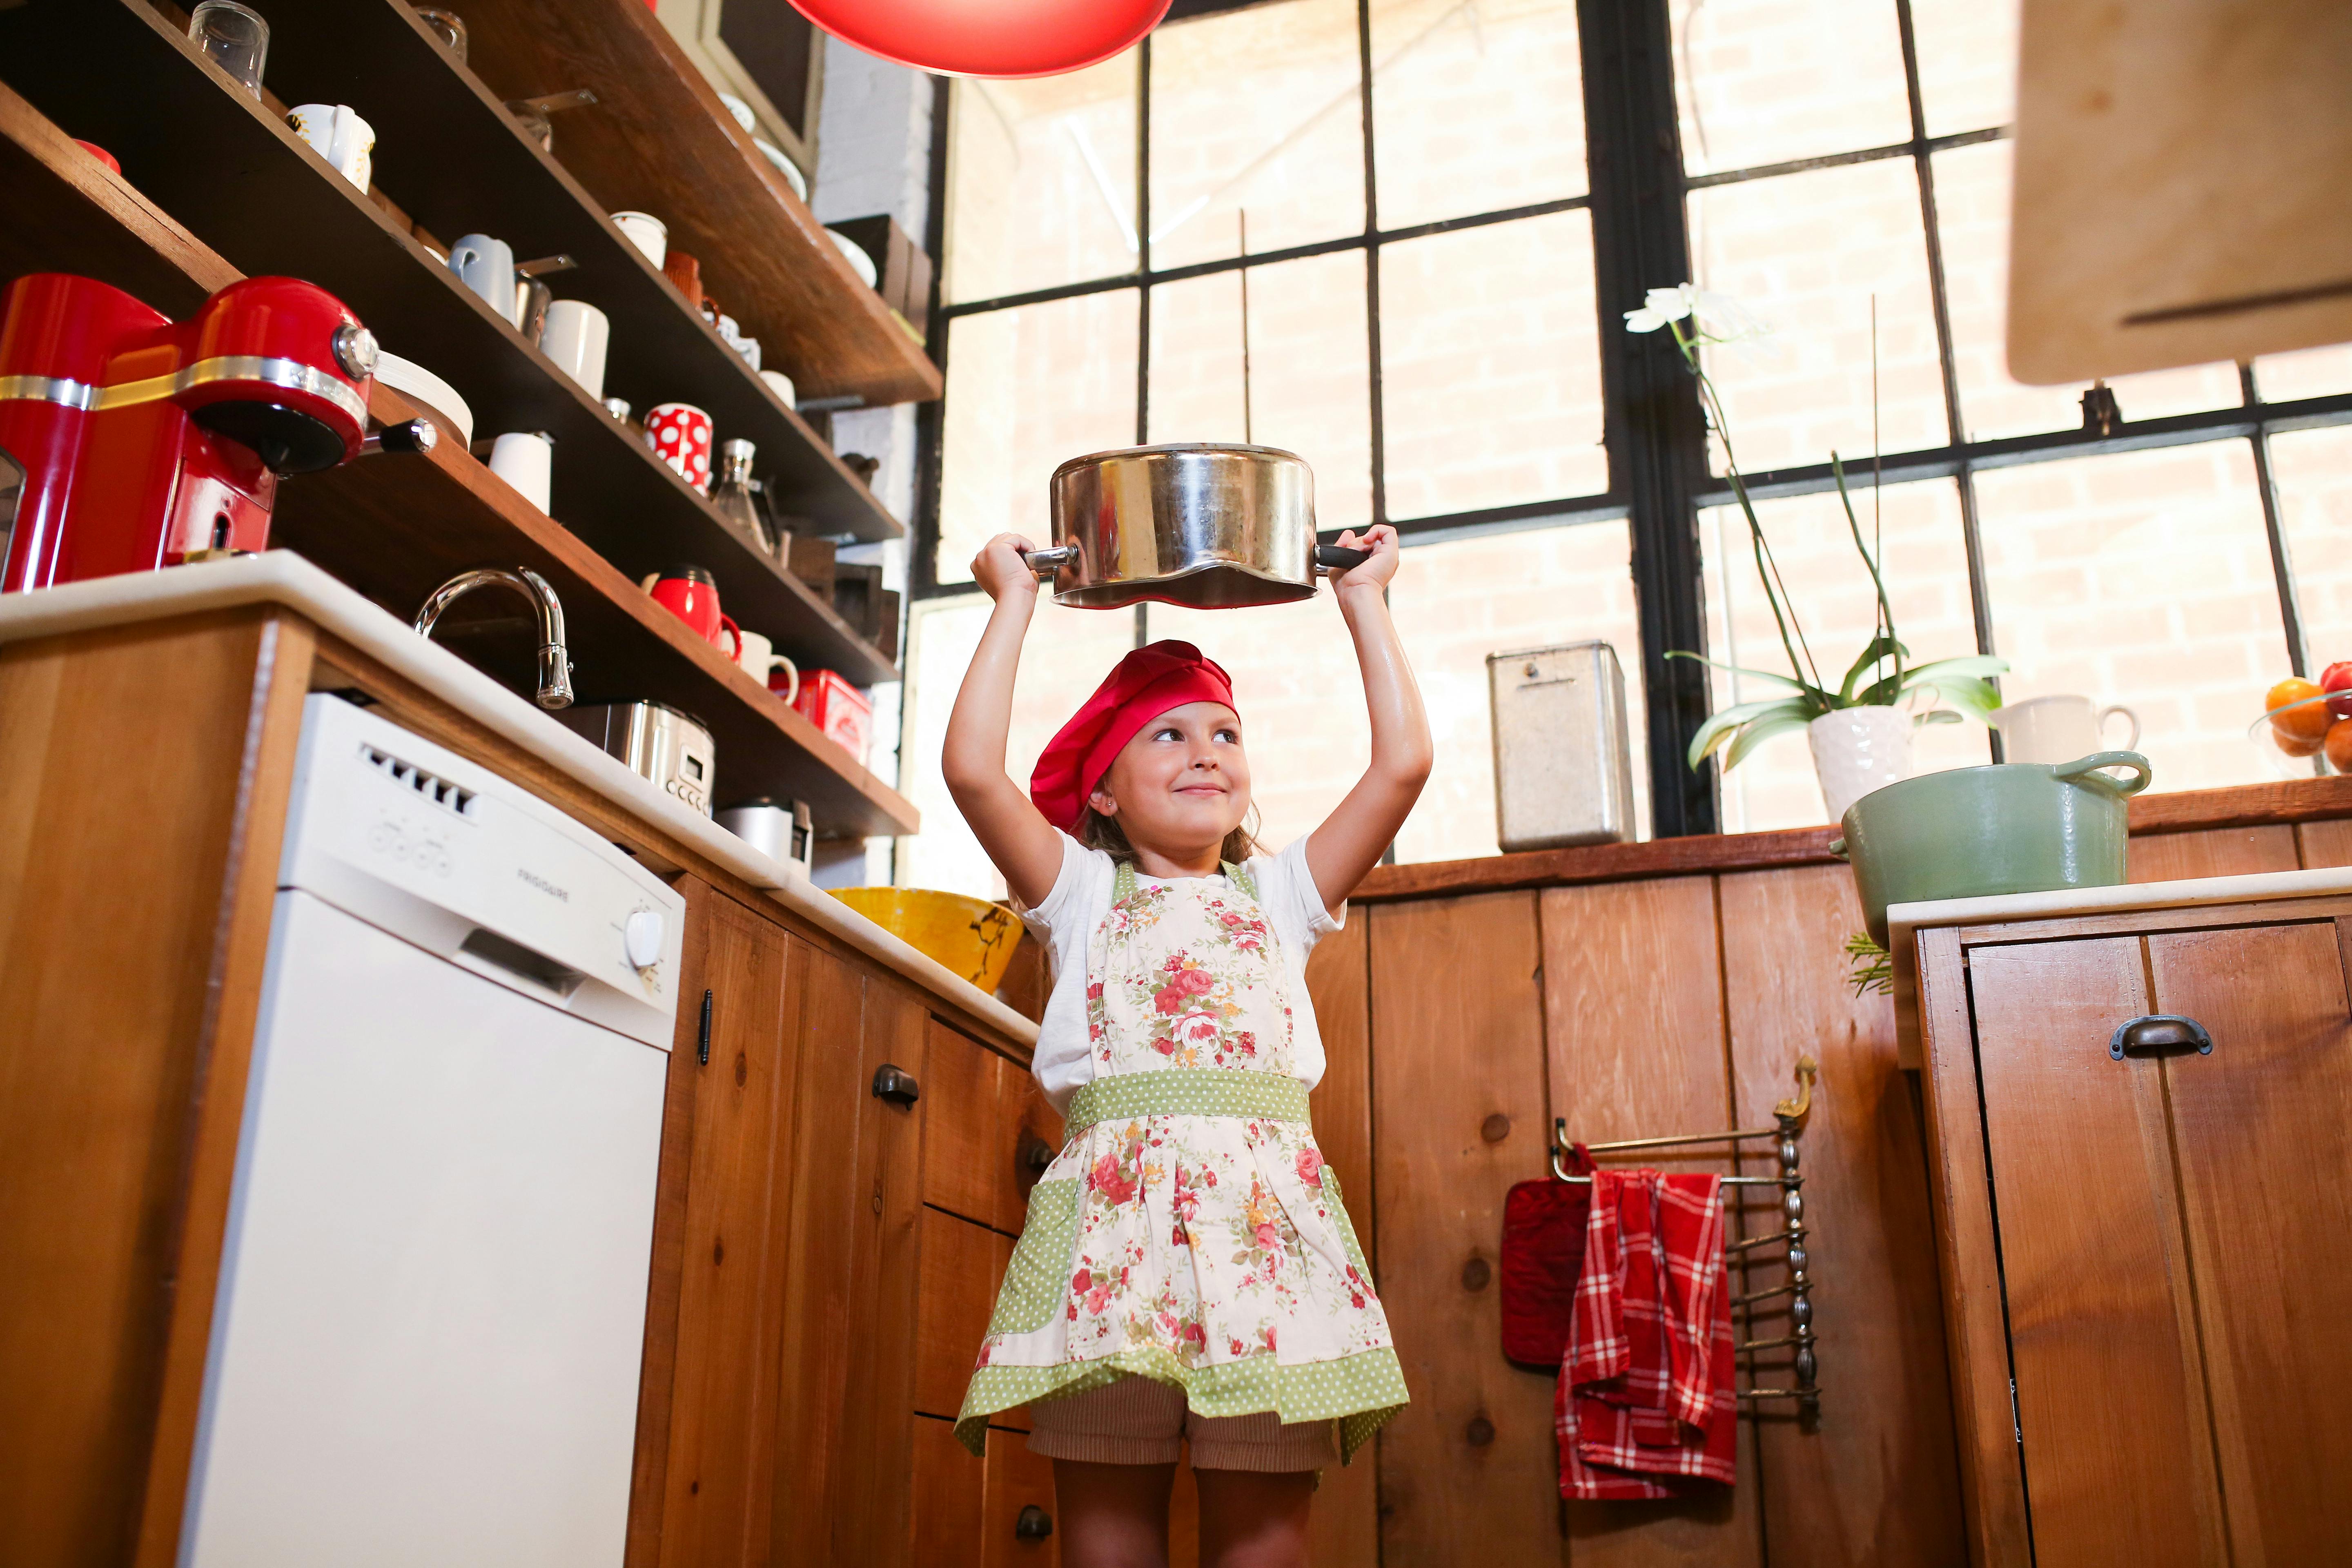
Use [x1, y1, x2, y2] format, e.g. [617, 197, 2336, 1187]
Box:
[1916, 898, 2352, 1566]
[631, 881, 799, 1568]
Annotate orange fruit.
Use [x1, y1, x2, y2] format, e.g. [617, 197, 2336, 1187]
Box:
[2268, 677, 2332, 743]
[2328, 718, 2352, 774]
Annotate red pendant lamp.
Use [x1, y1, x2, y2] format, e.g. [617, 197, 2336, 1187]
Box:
[783, 0, 1172, 79]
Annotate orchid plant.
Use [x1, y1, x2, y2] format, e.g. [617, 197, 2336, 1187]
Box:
[1625, 284, 2007, 773]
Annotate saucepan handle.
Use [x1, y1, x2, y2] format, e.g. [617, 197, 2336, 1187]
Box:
[1022, 545, 1079, 580]
[2052, 750, 2152, 796]
[1316, 543, 1372, 575]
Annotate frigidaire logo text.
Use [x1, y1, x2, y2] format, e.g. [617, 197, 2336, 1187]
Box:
[517, 868, 570, 902]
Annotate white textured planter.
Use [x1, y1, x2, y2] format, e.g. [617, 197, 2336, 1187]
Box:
[1809, 706, 1915, 825]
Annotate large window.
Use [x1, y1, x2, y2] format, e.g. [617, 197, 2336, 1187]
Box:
[905, 0, 2352, 896]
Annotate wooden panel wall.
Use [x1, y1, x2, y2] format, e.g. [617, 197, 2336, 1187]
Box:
[2128, 826, 2299, 881]
[1368, 893, 1558, 1566]
[1341, 858, 1980, 1567]
[1541, 878, 1761, 1564]
[1717, 866, 1964, 1563]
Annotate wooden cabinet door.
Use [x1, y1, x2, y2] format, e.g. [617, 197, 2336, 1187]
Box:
[633, 882, 799, 1568]
[835, 980, 929, 1568]
[1965, 913, 2352, 1567]
[769, 942, 871, 1567]
[1968, 936, 2227, 1567]
[2145, 921, 2352, 1564]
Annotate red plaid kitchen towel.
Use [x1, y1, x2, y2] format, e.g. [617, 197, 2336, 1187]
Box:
[1556, 1169, 1736, 1497]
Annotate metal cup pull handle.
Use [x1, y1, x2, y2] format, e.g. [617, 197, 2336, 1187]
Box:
[2109, 1013, 2213, 1060]
[871, 1063, 920, 1105]
[1022, 545, 1078, 580]
[1315, 543, 1371, 575]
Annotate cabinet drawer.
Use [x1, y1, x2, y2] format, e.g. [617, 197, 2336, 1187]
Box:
[913, 1414, 985, 1563]
[915, 1208, 1003, 1419]
[922, 1020, 1002, 1225]
[983, 1432, 1062, 1568]
[922, 1019, 1067, 1233]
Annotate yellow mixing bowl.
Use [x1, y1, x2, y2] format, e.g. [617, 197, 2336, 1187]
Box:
[830, 886, 1025, 993]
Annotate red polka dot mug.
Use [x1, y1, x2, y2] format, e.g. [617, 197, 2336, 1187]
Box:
[644, 402, 714, 491]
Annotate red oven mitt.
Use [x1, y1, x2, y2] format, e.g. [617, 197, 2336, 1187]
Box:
[1499, 1143, 1593, 1369]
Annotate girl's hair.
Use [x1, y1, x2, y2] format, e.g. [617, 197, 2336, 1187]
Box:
[1077, 805, 1262, 867]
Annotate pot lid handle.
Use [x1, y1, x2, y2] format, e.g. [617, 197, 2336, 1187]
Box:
[2052, 750, 2152, 796]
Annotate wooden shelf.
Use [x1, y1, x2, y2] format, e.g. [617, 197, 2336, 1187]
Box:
[0, 73, 918, 837]
[0, 0, 900, 690]
[299, 383, 918, 836]
[256, 0, 907, 541]
[442, 0, 944, 408]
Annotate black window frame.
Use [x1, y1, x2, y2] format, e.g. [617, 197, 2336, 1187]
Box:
[910, 0, 2352, 841]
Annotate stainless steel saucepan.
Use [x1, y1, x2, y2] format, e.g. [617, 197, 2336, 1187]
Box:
[1022, 443, 1370, 610]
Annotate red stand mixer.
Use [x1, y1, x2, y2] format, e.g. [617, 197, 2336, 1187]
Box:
[0, 272, 411, 592]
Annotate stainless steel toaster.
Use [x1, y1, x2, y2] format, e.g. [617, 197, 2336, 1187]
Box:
[1486, 641, 1637, 852]
[555, 701, 716, 817]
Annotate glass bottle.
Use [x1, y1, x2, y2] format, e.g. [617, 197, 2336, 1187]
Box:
[711, 438, 775, 557]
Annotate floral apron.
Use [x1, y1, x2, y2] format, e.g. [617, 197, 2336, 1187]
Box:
[955, 860, 1407, 1461]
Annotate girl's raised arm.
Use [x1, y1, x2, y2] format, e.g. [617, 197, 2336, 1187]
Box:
[1304, 525, 1433, 914]
[941, 533, 1067, 908]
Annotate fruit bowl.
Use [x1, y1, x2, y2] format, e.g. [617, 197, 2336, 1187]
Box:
[2250, 688, 2345, 777]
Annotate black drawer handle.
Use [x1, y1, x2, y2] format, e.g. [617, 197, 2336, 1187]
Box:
[2109, 1014, 2213, 1060]
[872, 1063, 920, 1105]
[1015, 1504, 1053, 1539]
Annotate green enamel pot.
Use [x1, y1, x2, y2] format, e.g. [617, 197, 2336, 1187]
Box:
[1834, 751, 2152, 947]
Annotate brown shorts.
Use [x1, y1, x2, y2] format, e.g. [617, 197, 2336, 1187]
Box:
[1025, 1375, 1336, 1472]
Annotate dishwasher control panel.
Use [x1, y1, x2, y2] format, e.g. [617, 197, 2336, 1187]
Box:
[278, 695, 687, 1048]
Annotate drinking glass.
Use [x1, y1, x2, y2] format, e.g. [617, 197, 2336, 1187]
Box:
[188, 0, 269, 100]
[411, 7, 467, 62]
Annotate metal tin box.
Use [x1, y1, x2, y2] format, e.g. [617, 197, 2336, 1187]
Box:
[1487, 641, 1637, 852]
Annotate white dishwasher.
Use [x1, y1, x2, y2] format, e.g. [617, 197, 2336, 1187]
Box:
[180, 694, 684, 1568]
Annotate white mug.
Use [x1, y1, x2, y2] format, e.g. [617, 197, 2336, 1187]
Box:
[733, 630, 799, 702]
[612, 210, 667, 268]
[487, 430, 553, 514]
[538, 299, 609, 401]
[1990, 694, 2142, 765]
[446, 233, 514, 322]
[287, 102, 373, 190]
[759, 369, 796, 408]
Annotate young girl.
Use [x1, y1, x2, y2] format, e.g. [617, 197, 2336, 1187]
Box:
[942, 526, 1431, 1568]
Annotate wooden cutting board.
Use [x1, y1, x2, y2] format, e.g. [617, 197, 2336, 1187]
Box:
[2007, 0, 2352, 384]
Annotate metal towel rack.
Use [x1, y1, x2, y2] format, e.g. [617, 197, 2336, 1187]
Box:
[1551, 1056, 1820, 1412]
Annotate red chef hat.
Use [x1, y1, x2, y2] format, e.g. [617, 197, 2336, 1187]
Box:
[1029, 641, 1236, 832]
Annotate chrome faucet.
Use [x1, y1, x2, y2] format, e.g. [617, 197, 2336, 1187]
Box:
[413, 567, 575, 710]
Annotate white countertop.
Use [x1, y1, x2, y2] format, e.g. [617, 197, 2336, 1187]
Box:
[1886, 866, 2352, 1067]
[0, 553, 1040, 1047]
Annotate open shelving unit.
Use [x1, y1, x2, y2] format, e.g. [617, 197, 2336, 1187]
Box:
[430, 0, 944, 408]
[0, 0, 903, 689]
[0, 70, 920, 836]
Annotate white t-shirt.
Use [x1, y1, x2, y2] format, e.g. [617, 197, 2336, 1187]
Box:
[1022, 831, 1344, 1113]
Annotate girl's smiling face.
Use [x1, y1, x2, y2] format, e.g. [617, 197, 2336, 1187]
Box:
[1088, 701, 1252, 858]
